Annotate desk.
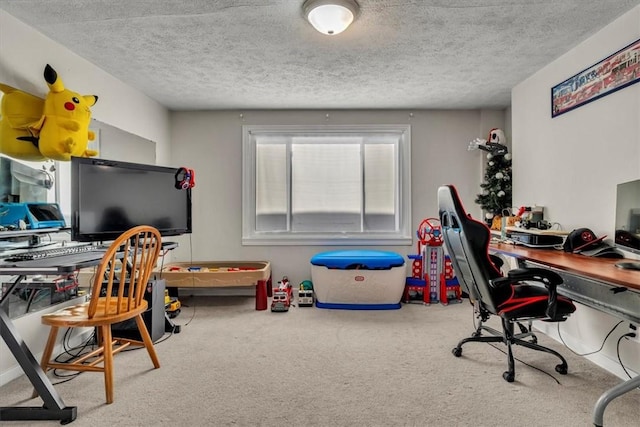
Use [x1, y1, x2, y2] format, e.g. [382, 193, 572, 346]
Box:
[0, 252, 104, 423]
[491, 243, 640, 427]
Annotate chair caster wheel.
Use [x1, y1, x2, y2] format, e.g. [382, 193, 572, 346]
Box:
[555, 364, 568, 375]
[452, 347, 462, 357]
[503, 371, 515, 382]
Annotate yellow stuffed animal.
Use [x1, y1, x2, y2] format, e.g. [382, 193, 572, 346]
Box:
[0, 83, 46, 161]
[30, 64, 98, 161]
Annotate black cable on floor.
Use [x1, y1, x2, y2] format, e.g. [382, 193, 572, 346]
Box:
[468, 306, 561, 384]
[616, 333, 639, 386]
[557, 320, 623, 356]
[487, 342, 561, 385]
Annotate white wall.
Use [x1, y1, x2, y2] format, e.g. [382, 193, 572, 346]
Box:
[0, 10, 171, 164]
[168, 109, 504, 286]
[512, 6, 640, 378]
[512, 8, 640, 236]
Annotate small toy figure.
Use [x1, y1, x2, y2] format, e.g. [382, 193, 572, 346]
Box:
[271, 276, 293, 312]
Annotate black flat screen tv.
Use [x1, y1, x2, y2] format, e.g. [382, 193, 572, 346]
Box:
[71, 157, 192, 242]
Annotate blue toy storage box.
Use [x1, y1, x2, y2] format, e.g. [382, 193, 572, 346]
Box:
[0, 202, 66, 229]
[310, 250, 406, 310]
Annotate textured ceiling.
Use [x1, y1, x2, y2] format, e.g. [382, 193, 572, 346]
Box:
[1, 0, 638, 111]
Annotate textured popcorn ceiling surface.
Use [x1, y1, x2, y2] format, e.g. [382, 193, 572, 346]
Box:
[1, 1, 638, 110]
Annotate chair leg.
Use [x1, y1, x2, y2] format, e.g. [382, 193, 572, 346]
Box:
[502, 318, 516, 382]
[101, 325, 114, 404]
[502, 318, 569, 381]
[452, 319, 504, 357]
[134, 314, 160, 369]
[32, 326, 59, 398]
[513, 337, 569, 375]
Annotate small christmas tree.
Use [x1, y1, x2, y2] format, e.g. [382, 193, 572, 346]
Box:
[470, 129, 512, 225]
[475, 151, 512, 221]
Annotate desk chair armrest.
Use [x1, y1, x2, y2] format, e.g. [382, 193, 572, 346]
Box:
[489, 254, 504, 270]
[496, 268, 564, 319]
[506, 267, 563, 287]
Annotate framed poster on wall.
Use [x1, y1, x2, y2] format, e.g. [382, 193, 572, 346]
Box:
[551, 38, 640, 118]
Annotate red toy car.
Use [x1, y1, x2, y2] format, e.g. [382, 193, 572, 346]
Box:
[271, 276, 293, 312]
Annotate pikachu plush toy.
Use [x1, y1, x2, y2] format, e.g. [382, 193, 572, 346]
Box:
[0, 64, 98, 161]
[0, 83, 46, 160]
[33, 64, 99, 161]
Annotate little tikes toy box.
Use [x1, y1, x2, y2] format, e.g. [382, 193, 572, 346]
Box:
[310, 250, 406, 310]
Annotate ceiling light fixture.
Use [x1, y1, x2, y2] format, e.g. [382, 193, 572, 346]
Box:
[303, 0, 359, 36]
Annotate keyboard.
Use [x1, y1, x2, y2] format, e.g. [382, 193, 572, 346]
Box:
[3, 244, 99, 262]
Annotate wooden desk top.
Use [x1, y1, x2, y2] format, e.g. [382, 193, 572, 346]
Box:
[490, 242, 640, 292]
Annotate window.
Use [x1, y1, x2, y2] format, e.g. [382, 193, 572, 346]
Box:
[242, 125, 412, 245]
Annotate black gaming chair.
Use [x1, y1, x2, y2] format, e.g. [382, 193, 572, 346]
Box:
[437, 184, 576, 382]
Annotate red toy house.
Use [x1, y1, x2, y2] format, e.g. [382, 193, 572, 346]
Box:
[403, 218, 461, 305]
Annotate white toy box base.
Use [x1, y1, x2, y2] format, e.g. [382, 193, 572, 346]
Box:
[310, 250, 406, 310]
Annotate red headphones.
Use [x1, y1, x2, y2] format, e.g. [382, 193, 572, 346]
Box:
[175, 167, 195, 190]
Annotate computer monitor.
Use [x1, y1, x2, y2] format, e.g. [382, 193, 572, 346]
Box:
[71, 157, 192, 242]
[613, 178, 640, 263]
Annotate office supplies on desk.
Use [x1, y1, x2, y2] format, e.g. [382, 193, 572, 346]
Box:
[504, 226, 568, 247]
[508, 231, 564, 247]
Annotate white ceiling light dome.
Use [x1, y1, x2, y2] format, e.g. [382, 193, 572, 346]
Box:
[303, 0, 360, 36]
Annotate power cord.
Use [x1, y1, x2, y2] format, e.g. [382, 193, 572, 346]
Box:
[616, 332, 639, 384]
[51, 327, 97, 385]
[487, 342, 561, 384]
[557, 321, 624, 356]
[174, 233, 196, 328]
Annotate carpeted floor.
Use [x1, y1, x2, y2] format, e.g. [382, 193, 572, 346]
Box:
[1, 296, 638, 426]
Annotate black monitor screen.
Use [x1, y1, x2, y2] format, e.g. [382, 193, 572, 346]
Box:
[71, 157, 192, 242]
[614, 178, 640, 256]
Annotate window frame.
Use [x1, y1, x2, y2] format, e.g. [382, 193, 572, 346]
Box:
[242, 124, 412, 246]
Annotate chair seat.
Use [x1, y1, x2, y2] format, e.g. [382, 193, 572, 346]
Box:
[498, 283, 574, 319]
[41, 299, 148, 327]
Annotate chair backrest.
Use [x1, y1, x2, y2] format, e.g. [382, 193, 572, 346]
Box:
[87, 225, 162, 320]
[437, 185, 503, 314]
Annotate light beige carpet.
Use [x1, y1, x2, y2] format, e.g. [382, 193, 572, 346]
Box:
[1, 296, 638, 427]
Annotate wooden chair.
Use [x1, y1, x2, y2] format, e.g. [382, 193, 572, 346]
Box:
[36, 225, 162, 404]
